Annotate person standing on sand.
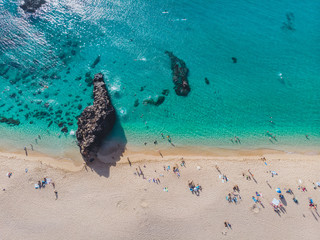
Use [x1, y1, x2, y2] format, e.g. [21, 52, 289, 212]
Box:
[24, 147, 28, 156]
[224, 221, 228, 228]
[215, 165, 221, 174]
[54, 190, 58, 200]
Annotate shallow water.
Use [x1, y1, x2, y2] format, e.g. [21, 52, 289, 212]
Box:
[0, 0, 320, 157]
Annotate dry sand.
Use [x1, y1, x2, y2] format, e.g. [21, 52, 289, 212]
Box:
[0, 148, 320, 240]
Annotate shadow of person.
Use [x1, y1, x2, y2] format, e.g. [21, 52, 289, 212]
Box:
[311, 210, 318, 221]
[274, 209, 281, 217]
[85, 120, 127, 178]
[280, 206, 286, 213]
[281, 196, 287, 206]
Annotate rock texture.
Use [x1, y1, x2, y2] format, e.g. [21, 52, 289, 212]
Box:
[165, 51, 190, 96]
[20, 0, 46, 13]
[76, 73, 116, 162]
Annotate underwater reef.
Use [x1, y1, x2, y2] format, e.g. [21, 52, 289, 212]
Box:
[165, 51, 190, 96]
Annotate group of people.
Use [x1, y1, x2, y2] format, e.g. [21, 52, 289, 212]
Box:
[35, 177, 54, 189]
[34, 177, 58, 200]
[188, 180, 202, 196]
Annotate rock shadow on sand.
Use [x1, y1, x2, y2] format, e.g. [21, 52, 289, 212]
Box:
[84, 120, 127, 178]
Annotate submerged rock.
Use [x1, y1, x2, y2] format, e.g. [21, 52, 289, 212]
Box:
[91, 55, 101, 68]
[134, 99, 139, 107]
[76, 73, 116, 161]
[143, 96, 165, 106]
[140, 86, 146, 92]
[61, 127, 68, 133]
[85, 72, 93, 87]
[282, 12, 295, 31]
[162, 89, 169, 96]
[165, 51, 190, 96]
[0, 117, 20, 126]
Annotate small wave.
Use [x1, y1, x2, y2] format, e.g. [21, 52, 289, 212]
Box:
[118, 107, 128, 120]
[134, 57, 147, 61]
[109, 77, 122, 98]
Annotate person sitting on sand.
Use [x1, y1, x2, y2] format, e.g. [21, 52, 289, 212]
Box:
[300, 186, 307, 192]
[181, 160, 186, 167]
[286, 189, 293, 194]
[188, 180, 195, 189]
[252, 196, 258, 203]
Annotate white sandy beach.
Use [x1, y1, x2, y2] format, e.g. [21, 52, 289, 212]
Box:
[0, 148, 320, 240]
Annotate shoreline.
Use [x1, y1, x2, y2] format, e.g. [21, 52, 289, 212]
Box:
[2, 142, 319, 172]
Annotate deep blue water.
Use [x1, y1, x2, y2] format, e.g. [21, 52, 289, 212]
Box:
[0, 0, 320, 156]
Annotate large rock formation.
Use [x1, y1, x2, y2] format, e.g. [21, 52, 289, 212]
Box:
[76, 73, 116, 162]
[20, 0, 46, 13]
[165, 51, 190, 96]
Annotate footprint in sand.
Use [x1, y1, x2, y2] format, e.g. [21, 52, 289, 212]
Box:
[140, 200, 148, 209]
[251, 204, 260, 213]
[116, 201, 122, 208]
[116, 200, 127, 210]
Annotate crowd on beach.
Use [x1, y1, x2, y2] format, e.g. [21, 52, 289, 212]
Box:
[134, 137, 320, 234]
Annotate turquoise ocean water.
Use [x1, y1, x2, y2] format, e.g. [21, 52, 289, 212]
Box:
[0, 0, 320, 157]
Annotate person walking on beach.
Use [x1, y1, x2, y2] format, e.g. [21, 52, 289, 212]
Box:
[224, 221, 228, 228]
[215, 165, 221, 174]
[127, 157, 132, 166]
[224, 221, 231, 229]
[54, 190, 58, 200]
[24, 147, 28, 156]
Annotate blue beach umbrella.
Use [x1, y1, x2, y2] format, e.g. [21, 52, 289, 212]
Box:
[276, 188, 281, 193]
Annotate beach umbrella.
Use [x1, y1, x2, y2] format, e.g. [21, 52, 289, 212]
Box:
[272, 198, 280, 206]
[276, 188, 281, 193]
